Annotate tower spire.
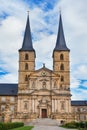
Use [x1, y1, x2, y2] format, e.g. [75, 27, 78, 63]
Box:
[54, 13, 70, 51]
[19, 12, 35, 52]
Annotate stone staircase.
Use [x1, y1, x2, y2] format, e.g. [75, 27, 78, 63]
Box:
[25, 118, 60, 126]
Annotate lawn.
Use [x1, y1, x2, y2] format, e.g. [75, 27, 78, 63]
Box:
[10, 126, 34, 130]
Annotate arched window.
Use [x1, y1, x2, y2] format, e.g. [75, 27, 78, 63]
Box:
[25, 75, 28, 81]
[60, 64, 64, 70]
[25, 63, 28, 70]
[25, 54, 28, 60]
[61, 76, 64, 82]
[60, 54, 64, 60]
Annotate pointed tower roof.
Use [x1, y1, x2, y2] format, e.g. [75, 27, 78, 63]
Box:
[19, 13, 35, 52]
[54, 14, 70, 51]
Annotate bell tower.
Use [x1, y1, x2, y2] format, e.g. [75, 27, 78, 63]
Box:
[52, 14, 71, 115]
[53, 14, 70, 90]
[18, 13, 36, 91]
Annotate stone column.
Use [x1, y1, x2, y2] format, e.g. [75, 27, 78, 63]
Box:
[54, 99, 55, 112]
[32, 99, 34, 112]
[52, 99, 54, 112]
[28, 99, 30, 112]
[30, 98, 32, 112]
[55, 99, 57, 112]
[34, 99, 36, 113]
[57, 99, 58, 112]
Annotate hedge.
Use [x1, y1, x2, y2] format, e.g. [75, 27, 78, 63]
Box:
[0, 122, 24, 130]
[62, 121, 87, 129]
[0, 122, 7, 130]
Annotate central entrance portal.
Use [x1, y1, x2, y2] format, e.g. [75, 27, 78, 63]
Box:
[42, 109, 47, 118]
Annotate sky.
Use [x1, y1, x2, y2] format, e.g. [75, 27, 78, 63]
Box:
[0, 0, 87, 100]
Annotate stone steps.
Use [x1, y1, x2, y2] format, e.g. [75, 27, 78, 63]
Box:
[25, 118, 59, 126]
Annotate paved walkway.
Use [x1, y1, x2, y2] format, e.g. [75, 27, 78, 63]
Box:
[26, 118, 77, 130]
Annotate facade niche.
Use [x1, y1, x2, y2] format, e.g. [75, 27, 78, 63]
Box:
[32, 81, 35, 89]
[24, 102, 28, 109]
[42, 81, 46, 89]
[61, 101, 65, 110]
[54, 81, 57, 88]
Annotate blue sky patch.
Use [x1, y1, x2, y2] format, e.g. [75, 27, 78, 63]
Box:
[0, 68, 9, 76]
[0, 12, 9, 19]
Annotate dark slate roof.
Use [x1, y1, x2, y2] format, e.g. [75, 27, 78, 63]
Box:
[0, 84, 18, 96]
[71, 100, 87, 106]
[54, 14, 70, 51]
[19, 14, 35, 52]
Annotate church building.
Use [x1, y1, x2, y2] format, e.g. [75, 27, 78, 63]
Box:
[0, 13, 87, 123]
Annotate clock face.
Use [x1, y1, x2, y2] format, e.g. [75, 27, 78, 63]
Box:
[41, 71, 46, 76]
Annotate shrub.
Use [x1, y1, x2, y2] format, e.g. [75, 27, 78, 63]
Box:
[62, 121, 87, 129]
[0, 122, 24, 130]
[64, 122, 77, 128]
[0, 122, 7, 130]
[4, 122, 24, 129]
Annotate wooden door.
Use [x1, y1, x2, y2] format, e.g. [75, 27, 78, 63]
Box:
[42, 109, 47, 118]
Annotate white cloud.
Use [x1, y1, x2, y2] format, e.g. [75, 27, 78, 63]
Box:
[72, 88, 87, 100]
[73, 65, 87, 80]
[70, 76, 80, 89]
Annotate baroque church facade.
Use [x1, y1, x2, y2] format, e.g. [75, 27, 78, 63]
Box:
[17, 13, 72, 121]
[0, 14, 87, 123]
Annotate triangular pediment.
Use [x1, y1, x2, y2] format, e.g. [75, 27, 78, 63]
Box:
[29, 66, 60, 77]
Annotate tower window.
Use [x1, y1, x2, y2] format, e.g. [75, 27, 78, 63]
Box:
[60, 54, 64, 60]
[60, 64, 64, 70]
[61, 76, 64, 82]
[25, 54, 28, 60]
[25, 63, 28, 70]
